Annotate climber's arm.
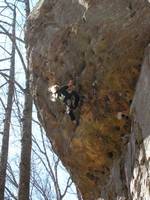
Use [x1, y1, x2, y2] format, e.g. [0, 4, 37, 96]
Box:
[56, 85, 68, 96]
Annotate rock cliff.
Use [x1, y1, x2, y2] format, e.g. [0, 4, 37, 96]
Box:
[26, 0, 150, 199]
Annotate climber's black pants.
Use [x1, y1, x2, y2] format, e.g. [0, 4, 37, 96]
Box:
[69, 109, 76, 121]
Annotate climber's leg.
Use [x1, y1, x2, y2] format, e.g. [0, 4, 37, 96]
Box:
[69, 110, 76, 121]
[69, 109, 79, 126]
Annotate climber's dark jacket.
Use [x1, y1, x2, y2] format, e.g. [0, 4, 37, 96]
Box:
[56, 85, 80, 121]
[57, 86, 79, 109]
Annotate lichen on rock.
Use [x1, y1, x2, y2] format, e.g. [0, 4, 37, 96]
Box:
[26, 0, 150, 199]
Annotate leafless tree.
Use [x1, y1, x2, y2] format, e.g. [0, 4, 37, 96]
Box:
[18, 71, 33, 200]
[31, 121, 81, 200]
[0, 4, 16, 199]
[0, 1, 82, 200]
[5, 163, 18, 200]
[18, 0, 33, 199]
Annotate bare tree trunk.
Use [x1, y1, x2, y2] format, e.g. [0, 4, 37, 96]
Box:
[0, 6, 16, 200]
[24, 0, 30, 17]
[18, 72, 32, 200]
[18, 1, 32, 199]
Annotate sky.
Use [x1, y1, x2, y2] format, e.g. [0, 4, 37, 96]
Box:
[0, 0, 79, 199]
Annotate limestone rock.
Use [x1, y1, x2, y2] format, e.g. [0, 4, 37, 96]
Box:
[26, 0, 150, 199]
[125, 46, 150, 200]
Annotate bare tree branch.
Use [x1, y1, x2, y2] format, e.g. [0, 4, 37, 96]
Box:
[0, 97, 6, 111]
[0, 25, 27, 73]
[0, 45, 11, 55]
[61, 177, 73, 199]
[0, 13, 13, 20]
[0, 72, 25, 92]
[7, 163, 18, 189]
[0, 31, 25, 44]
[0, 57, 11, 62]
[5, 186, 17, 200]
[0, 20, 12, 26]
[0, 81, 7, 88]
[0, 6, 9, 15]
[4, 0, 15, 11]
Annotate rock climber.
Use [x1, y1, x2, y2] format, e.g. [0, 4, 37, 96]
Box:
[56, 79, 80, 125]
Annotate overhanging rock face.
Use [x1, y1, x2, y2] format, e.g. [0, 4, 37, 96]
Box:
[26, 0, 150, 199]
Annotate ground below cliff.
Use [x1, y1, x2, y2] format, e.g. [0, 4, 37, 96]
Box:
[26, 0, 150, 199]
